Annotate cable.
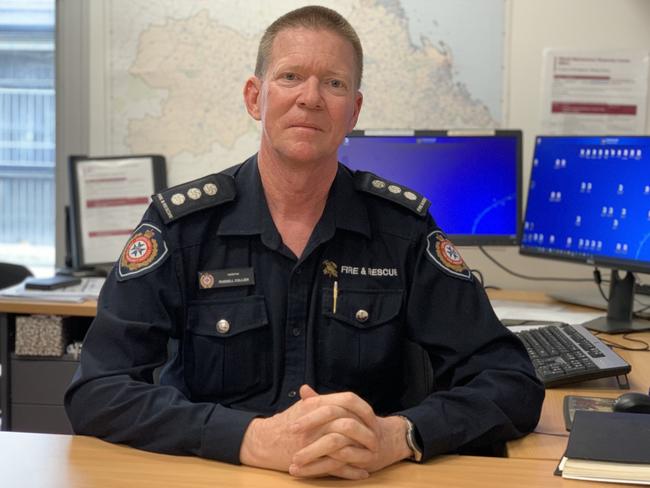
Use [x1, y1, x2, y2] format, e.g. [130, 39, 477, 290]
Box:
[593, 268, 609, 302]
[589, 331, 650, 352]
[479, 247, 594, 282]
[480, 248, 650, 318]
[594, 268, 650, 317]
[470, 268, 484, 286]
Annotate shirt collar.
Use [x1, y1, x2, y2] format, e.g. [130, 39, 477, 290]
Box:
[217, 154, 280, 248]
[217, 155, 371, 242]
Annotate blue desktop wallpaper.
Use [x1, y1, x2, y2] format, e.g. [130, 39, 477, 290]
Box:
[338, 135, 518, 238]
[521, 136, 650, 269]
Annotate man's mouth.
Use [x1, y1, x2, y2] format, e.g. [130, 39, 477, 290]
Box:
[290, 123, 322, 131]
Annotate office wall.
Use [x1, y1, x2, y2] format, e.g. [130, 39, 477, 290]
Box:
[461, 0, 650, 295]
[56, 0, 650, 295]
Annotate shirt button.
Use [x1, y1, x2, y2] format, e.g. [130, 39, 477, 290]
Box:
[292, 327, 301, 337]
[216, 319, 230, 334]
[355, 309, 369, 323]
[288, 390, 297, 398]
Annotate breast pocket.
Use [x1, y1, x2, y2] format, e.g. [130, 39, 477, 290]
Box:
[184, 295, 271, 401]
[318, 288, 403, 396]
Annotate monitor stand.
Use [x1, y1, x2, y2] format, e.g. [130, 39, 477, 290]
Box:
[580, 270, 650, 334]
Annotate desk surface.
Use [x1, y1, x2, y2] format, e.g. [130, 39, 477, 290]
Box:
[0, 291, 647, 475]
[0, 431, 605, 488]
[488, 290, 650, 460]
[0, 298, 97, 316]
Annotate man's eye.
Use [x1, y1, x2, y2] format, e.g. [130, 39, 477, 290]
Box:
[329, 79, 347, 90]
[283, 73, 297, 81]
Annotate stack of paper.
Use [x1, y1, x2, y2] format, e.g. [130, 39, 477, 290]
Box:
[0, 277, 105, 303]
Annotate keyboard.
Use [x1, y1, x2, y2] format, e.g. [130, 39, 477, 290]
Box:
[512, 323, 631, 387]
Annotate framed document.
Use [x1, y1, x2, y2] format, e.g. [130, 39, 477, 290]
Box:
[68, 154, 167, 270]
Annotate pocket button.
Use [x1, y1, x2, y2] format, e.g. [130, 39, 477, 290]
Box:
[355, 309, 369, 323]
[216, 319, 230, 334]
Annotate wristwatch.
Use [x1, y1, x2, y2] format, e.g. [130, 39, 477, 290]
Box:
[400, 416, 423, 462]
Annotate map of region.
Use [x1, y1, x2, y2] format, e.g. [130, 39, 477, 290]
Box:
[107, 0, 505, 183]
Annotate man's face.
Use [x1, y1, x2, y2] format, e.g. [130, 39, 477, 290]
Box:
[244, 28, 363, 167]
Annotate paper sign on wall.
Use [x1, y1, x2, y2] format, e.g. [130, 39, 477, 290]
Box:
[540, 49, 649, 134]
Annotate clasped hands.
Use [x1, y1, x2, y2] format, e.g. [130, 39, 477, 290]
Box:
[240, 384, 412, 480]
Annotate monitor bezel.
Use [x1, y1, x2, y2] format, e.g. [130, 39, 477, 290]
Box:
[68, 154, 167, 271]
[518, 135, 650, 275]
[341, 129, 523, 246]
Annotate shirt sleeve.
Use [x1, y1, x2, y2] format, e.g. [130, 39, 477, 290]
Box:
[396, 219, 545, 461]
[64, 208, 259, 465]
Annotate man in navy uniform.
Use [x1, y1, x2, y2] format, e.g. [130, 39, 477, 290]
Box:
[65, 5, 543, 480]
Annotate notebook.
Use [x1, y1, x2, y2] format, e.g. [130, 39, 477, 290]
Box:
[558, 410, 650, 484]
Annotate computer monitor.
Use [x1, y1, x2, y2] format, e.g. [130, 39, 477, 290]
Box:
[338, 130, 522, 246]
[68, 154, 167, 272]
[520, 135, 650, 333]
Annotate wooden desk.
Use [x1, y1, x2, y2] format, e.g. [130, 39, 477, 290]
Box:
[1, 292, 648, 466]
[506, 331, 650, 460]
[0, 431, 605, 488]
[0, 299, 97, 432]
[0, 299, 96, 317]
[489, 290, 650, 460]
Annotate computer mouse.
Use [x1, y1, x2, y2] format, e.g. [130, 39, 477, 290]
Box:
[613, 392, 650, 414]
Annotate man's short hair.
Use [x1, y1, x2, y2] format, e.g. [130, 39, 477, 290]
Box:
[255, 5, 363, 89]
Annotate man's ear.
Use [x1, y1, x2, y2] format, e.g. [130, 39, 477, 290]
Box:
[347, 90, 363, 132]
[243, 76, 262, 121]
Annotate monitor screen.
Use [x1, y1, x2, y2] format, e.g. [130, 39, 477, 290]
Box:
[68, 154, 167, 271]
[338, 130, 522, 245]
[520, 135, 650, 333]
[520, 136, 650, 273]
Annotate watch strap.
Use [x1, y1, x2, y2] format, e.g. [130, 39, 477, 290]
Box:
[400, 416, 423, 462]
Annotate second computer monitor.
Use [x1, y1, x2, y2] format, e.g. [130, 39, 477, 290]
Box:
[520, 136, 650, 272]
[338, 130, 522, 245]
[520, 135, 650, 333]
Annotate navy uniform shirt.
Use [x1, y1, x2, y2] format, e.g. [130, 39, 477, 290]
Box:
[65, 155, 544, 465]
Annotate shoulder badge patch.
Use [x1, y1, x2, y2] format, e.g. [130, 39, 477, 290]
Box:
[353, 171, 430, 217]
[425, 230, 472, 281]
[117, 223, 169, 281]
[152, 173, 236, 224]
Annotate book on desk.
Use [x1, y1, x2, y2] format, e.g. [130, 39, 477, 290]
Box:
[558, 410, 650, 485]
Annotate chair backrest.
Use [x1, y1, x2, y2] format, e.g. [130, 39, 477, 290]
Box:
[0, 262, 33, 289]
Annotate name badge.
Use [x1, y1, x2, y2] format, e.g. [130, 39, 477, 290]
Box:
[198, 267, 255, 289]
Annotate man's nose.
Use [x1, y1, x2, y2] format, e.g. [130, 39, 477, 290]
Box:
[297, 77, 323, 109]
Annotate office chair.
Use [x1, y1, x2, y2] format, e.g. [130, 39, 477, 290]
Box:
[0, 262, 32, 289]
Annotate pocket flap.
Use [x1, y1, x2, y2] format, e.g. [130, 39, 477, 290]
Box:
[188, 295, 268, 338]
[322, 288, 403, 328]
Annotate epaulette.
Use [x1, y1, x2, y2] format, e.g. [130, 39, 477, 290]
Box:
[353, 171, 430, 217]
[152, 173, 236, 224]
